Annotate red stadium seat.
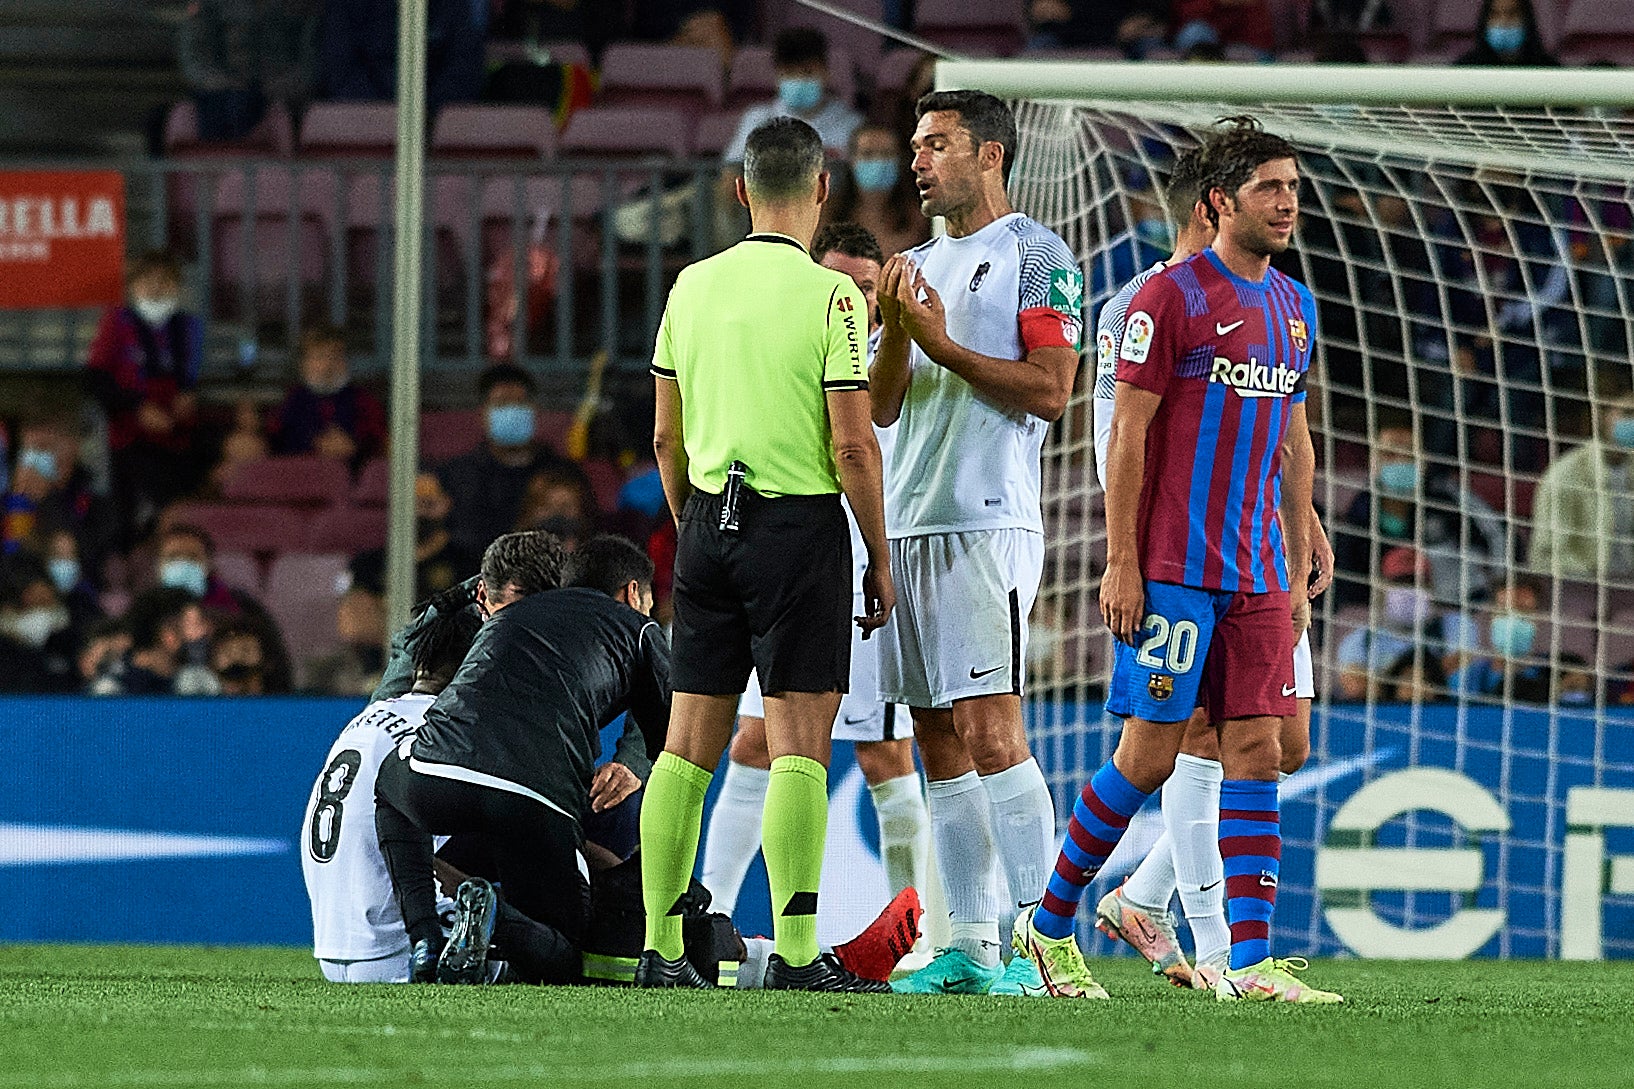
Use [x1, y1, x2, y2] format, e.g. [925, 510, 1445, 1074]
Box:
[693, 110, 745, 158]
[301, 102, 399, 158]
[210, 165, 336, 317]
[212, 549, 264, 596]
[598, 44, 723, 113]
[431, 104, 556, 160]
[726, 47, 776, 109]
[163, 100, 294, 157]
[264, 551, 351, 683]
[306, 505, 388, 553]
[420, 409, 484, 462]
[164, 502, 312, 554]
[1559, 0, 1634, 64]
[221, 456, 352, 506]
[352, 457, 390, 506]
[558, 106, 694, 158]
[914, 0, 1027, 57]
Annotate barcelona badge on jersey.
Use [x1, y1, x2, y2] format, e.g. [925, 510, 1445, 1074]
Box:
[1289, 317, 1309, 353]
[1148, 673, 1174, 701]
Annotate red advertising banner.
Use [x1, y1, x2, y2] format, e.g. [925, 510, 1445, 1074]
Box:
[0, 171, 126, 309]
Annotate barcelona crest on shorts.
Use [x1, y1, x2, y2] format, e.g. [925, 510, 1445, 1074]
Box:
[1289, 317, 1309, 353]
[1148, 673, 1174, 701]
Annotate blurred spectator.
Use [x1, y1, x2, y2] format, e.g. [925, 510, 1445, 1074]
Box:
[1336, 547, 1478, 700]
[89, 587, 214, 696]
[155, 523, 293, 692]
[822, 124, 930, 258]
[77, 616, 131, 690]
[85, 251, 205, 544]
[514, 466, 595, 547]
[210, 617, 279, 695]
[724, 28, 861, 164]
[2, 414, 117, 585]
[341, 471, 478, 650]
[628, 0, 747, 69]
[1172, 0, 1276, 58]
[1456, 0, 1559, 67]
[178, 0, 321, 142]
[45, 529, 106, 650]
[435, 363, 588, 557]
[1332, 415, 1506, 608]
[266, 323, 385, 465]
[319, 0, 483, 113]
[1028, 1, 1168, 56]
[1530, 391, 1634, 581]
[1448, 578, 1551, 703]
[489, 0, 624, 58]
[0, 554, 80, 693]
[211, 397, 272, 492]
[1553, 652, 1595, 708]
[1380, 647, 1450, 703]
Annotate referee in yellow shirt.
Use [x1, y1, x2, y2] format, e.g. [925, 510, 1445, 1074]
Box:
[637, 116, 895, 993]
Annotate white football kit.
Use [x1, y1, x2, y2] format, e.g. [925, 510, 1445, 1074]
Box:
[302, 694, 449, 982]
[878, 212, 1083, 708]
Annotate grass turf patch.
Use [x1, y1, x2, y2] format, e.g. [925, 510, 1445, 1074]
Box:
[0, 946, 1628, 1088]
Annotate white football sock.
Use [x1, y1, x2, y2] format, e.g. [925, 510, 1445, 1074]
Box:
[980, 758, 1055, 914]
[1122, 828, 1177, 912]
[1168, 753, 1229, 966]
[698, 760, 768, 919]
[926, 771, 1001, 968]
[868, 772, 929, 899]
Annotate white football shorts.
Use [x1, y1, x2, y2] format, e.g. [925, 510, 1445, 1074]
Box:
[1294, 628, 1314, 700]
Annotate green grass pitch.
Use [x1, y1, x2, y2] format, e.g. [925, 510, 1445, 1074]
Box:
[1, 946, 1629, 1088]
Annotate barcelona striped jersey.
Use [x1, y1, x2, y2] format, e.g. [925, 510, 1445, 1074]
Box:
[1115, 248, 1316, 593]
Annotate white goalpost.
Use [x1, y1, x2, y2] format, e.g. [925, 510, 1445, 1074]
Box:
[951, 60, 1634, 960]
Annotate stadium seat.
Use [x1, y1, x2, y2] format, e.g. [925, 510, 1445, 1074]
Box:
[1426, 0, 1482, 55]
[163, 100, 294, 157]
[221, 456, 352, 506]
[693, 109, 745, 158]
[598, 44, 723, 114]
[485, 37, 591, 71]
[306, 505, 388, 553]
[914, 0, 1027, 57]
[352, 457, 389, 506]
[210, 165, 335, 317]
[164, 502, 312, 554]
[212, 549, 263, 596]
[558, 106, 694, 158]
[264, 551, 351, 684]
[301, 102, 399, 157]
[420, 408, 484, 462]
[1558, 0, 1634, 64]
[338, 172, 474, 303]
[725, 47, 776, 109]
[431, 104, 556, 160]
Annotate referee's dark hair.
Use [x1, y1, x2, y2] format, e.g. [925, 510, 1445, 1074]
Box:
[480, 530, 566, 600]
[410, 606, 481, 685]
[812, 222, 884, 266]
[125, 587, 197, 653]
[1200, 116, 1298, 228]
[744, 116, 825, 203]
[916, 89, 1018, 184]
[565, 534, 655, 598]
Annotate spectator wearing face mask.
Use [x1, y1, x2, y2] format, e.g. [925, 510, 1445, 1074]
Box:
[1333, 415, 1506, 609]
[820, 123, 929, 259]
[1530, 391, 1634, 581]
[84, 251, 206, 543]
[45, 530, 105, 651]
[1456, 0, 1559, 68]
[1335, 547, 1479, 701]
[341, 471, 478, 646]
[1, 415, 117, 586]
[266, 323, 386, 466]
[154, 522, 293, 692]
[0, 555, 81, 693]
[434, 363, 588, 558]
[1448, 578, 1551, 704]
[89, 587, 217, 696]
[513, 466, 596, 549]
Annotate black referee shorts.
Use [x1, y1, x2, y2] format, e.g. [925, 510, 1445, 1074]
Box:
[672, 487, 851, 696]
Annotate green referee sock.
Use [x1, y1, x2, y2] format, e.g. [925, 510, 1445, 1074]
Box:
[762, 754, 828, 969]
[640, 752, 713, 962]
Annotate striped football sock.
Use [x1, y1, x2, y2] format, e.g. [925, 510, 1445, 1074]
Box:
[1219, 778, 1280, 970]
[1034, 761, 1149, 940]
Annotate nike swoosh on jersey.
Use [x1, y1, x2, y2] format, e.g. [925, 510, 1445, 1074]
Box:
[969, 665, 1005, 680]
[1216, 320, 1245, 334]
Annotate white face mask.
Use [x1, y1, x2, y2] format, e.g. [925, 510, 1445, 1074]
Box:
[3, 605, 69, 650]
[133, 297, 179, 327]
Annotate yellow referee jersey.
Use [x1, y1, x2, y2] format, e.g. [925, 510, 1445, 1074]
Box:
[651, 232, 868, 497]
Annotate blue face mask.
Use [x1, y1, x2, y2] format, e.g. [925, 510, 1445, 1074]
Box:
[159, 558, 209, 598]
[1489, 613, 1537, 659]
[486, 404, 535, 447]
[1378, 460, 1418, 495]
[778, 77, 823, 113]
[1612, 417, 1634, 449]
[48, 557, 80, 595]
[18, 447, 57, 481]
[852, 158, 898, 192]
[1485, 24, 1526, 53]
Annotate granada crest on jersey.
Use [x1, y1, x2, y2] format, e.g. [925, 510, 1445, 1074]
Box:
[969, 261, 990, 291]
[1148, 673, 1174, 701]
[1048, 267, 1084, 315]
[1289, 317, 1308, 353]
[1120, 310, 1154, 364]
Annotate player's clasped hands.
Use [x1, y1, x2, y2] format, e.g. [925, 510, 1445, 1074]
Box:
[1100, 559, 1146, 646]
[879, 255, 946, 354]
[855, 562, 896, 639]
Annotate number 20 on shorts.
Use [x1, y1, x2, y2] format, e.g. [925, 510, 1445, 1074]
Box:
[1135, 614, 1199, 675]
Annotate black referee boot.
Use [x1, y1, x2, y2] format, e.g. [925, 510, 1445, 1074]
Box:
[764, 952, 892, 993]
[633, 949, 714, 988]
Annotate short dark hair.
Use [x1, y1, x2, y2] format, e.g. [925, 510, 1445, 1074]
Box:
[161, 522, 215, 559]
[1200, 116, 1298, 227]
[812, 222, 884, 266]
[478, 362, 537, 401]
[410, 606, 481, 684]
[566, 534, 654, 598]
[480, 530, 566, 599]
[915, 89, 1018, 184]
[772, 26, 828, 68]
[127, 249, 182, 286]
[299, 321, 348, 358]
[744, 116, 825, 203]
[1163, 145, 1212, 230]
[126, 587, 196, 652]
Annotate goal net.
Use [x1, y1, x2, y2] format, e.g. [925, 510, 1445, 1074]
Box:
[966, 61, 1634, 961]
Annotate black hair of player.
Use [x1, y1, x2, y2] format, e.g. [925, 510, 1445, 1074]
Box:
[125, 587, 197, 652]
[162, 521, 216, 558]
[772, 26, 828, 68]
[1199, 116, 1298, 228]
[478, 361, 537, 401]
[480, 529, 566, 599]
[812, 222, 884, 266]
[1162, 144, 1213, 232]
[744, 116, 825, 203]
[410, 606, 481, 685]
[565, 534, 655, 599]
[915, 89, 1018, 185]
